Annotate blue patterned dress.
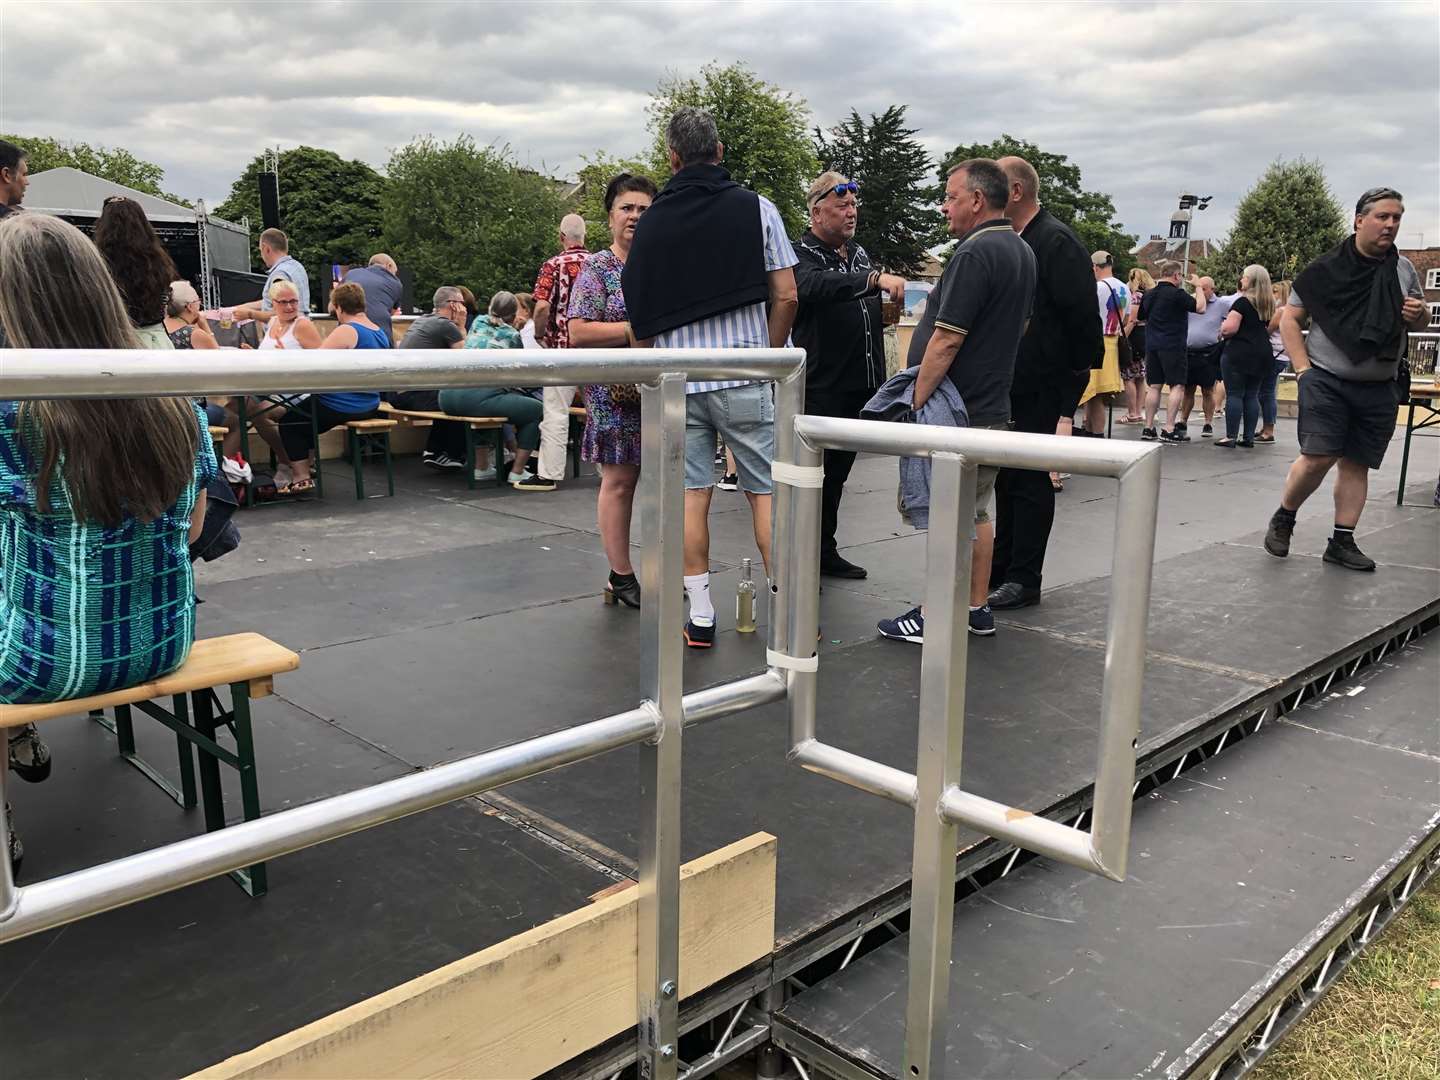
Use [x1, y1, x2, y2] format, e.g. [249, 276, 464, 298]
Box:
[0, 401, 217, 704]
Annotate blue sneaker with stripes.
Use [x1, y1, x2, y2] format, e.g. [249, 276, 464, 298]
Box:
[877, 606, 925, 644]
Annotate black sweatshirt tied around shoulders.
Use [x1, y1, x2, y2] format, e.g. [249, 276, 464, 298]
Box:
[621, 163, 767, 340]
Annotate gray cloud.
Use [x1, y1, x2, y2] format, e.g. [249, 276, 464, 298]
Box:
[3, 0, 1436, 249]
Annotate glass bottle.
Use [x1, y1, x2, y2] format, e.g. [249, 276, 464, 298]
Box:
[736, 557, 757, 634]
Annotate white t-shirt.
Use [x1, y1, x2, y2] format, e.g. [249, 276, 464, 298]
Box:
[1096, 278, 1129, 335]
[519, 320, 539, 349]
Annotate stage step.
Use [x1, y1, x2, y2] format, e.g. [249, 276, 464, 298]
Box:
[773, 633, 1440, 1080]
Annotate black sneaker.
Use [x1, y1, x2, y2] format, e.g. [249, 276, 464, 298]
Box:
[878, 606, 925, 643]
[1323, 535, 1376, 571]
[1264, 510, 1294, 558]
[512, 473, 557, 492]
[968, 605, 996, 636]
[683, 619, 716, 648]
[1159, 429, 1185, 444]
[716, 473, 739, 492]
[1140, 427, 1158, 441]
[1202, 424, 1214, 438]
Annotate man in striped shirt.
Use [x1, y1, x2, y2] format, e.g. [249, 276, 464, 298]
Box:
[624, 107, 800, 649]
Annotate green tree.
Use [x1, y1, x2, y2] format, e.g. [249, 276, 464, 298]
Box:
[3, 133, 187, 204]
[814, 106, 935, 275]
[938, 135, 1136, 275]
[1199, 158, 1345, 287]
[646, 62, 817, 235]
[572, 153, 666, 251]
[382, 135, 565, 303]
[214, 146, 385, 275]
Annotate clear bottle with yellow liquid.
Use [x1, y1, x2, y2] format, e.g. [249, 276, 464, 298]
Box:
[736, 557, 757, 634]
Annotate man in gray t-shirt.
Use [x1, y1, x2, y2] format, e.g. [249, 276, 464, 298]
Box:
[390, 286, 469, 469]
[1264, 187, 1429, 572]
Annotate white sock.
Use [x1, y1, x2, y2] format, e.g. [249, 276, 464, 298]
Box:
[969, 604, 983, 612]
[684, 573, 715, 625]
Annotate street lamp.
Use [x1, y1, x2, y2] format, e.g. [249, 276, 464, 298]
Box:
[1169, 193, 1212, 279]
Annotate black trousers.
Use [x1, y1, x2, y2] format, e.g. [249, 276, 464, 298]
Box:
[991, 372, 1090, 590]
[806, 388, 874, 560]
[277, 399, 377, 460]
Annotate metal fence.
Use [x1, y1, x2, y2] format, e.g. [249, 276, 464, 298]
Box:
[0, 346, 1161, 1080]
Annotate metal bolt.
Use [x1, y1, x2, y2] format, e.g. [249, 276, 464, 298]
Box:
[659, 1044, 676, 1061]
[661, 980, 676, 998]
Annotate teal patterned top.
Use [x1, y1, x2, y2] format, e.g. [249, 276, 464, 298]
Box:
[0, 401, 217, 704]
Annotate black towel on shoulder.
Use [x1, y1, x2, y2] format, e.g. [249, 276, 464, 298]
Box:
[1294, 235, 1404, 365]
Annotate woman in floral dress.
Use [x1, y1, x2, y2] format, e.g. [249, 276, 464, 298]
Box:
[567, 172, 658, 609]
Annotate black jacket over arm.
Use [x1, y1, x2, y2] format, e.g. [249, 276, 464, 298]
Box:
[791, 231, 885, 396]
[1014, 209, 1103, 386]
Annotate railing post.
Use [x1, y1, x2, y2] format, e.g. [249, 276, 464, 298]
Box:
[636, 372, 687, 1080]
[0, 763, 16, 920]
[903, 452, 975, 1080]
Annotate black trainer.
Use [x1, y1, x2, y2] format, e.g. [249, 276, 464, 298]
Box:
[1159, 429, 1185, 444]
[1201, 423, 1214, 438]
[1140, 427, 1158, 441]
[1323, 534, 1376, 571]
[1264, 510, 1294, 558]
[512, 474, 557, 492]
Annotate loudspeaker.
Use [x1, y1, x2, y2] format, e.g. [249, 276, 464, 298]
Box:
[398, 267, 416, 314]
[258, 172, 280, 229]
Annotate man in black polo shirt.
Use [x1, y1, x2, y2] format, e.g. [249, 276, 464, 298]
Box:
[985, 156, 1101, 610]
[1139, 261, 1208, 443]
[877, 158, 1036, 643]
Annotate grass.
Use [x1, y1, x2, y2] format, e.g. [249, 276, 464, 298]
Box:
[1252, 875, 1440, 1080]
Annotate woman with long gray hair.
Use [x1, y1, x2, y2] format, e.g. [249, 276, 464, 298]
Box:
[0, 214, 216, 872]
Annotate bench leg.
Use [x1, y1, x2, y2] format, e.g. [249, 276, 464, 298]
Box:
[92, 700, 196, 809]
[311, 407, 325, 501]
[228, 683, 268, 896]
[494, 429, 507, 490]
[383, 431, 395, 497]
[172, 693, 198, 809]
[350, 427, 365, 501]
[465, 426, 477, 491]
[191, 690, 226, 834]
[1396, 401, 1416, 505]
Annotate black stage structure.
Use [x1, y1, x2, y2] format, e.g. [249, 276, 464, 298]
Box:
[1, 443, 1436, 1079]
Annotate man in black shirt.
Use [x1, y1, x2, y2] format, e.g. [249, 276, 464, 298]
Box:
[879, 158, 1036, 643]
[985, 157, 1101, 609]
[1139, 261, 1207, 442]
[792, 171, 907, 579]
[0, 140, 28, 218]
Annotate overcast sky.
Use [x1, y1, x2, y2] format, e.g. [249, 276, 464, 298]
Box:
[4, 0, 1438, 250]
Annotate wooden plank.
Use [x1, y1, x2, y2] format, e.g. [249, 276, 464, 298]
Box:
[0, 634, 300, 727]
[189, 833, 777, 1080]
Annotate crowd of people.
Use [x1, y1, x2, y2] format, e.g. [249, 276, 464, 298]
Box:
[0, 127, 1430, 872]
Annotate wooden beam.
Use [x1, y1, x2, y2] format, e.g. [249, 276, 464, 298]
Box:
[189, 832, 777, 1080]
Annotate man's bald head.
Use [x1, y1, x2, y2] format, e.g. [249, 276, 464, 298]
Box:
[559, 213, 586, 245]
[1199, 275, 1215, 297]
[998, 156, 1040, 205]
[368, 253, 398, 274]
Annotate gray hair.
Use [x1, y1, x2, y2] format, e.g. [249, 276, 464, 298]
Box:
[666, 107, 721, 167]
[1355, 186, 1403, 217]
[488, 290, 518, 322]
[432, 286, 463, 309]
[946, 158, 1009, 212]
[559, 213, 586, 244]
[1156, 260, 1183, 279]
[166, 279, 200, 316]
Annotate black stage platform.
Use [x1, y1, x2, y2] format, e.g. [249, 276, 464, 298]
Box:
[2, 428, 1436, 1078]
[773, 633, 1440, 1080]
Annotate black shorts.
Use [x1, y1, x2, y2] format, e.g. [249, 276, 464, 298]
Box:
[1296, 365, 1399, 469]
[1146, 348, 1187, 387]
[1185, 346, 1221, 388]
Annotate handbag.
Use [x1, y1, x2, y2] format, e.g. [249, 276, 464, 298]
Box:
[1104, 281, 1133, 368]
[604, 383, 640, 405]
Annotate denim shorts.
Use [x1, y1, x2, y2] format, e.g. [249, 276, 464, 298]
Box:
[685, 383, 774, 492]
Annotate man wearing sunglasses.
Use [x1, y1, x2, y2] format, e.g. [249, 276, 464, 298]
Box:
[792, 171, 906, 579]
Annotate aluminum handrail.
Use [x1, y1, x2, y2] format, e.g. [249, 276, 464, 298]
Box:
[774, 412, 1162, 1080]
[0, 346, 807, 1080]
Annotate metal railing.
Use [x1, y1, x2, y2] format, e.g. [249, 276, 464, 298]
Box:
[0, 346, 1162, 1080]
[771, 414, 1162, 1079]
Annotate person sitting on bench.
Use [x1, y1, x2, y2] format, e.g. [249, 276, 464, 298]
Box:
[274, 281, 385, 494]
[442, 291, 545, 485]
[0, 213, 216, 871]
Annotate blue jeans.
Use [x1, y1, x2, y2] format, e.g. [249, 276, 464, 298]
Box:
[1221, 355, 1262, 442]
[1257, 357, 1284, 428]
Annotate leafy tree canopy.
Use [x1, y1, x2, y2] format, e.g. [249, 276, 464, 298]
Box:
[3, 133, 188, 205]
[1199, 158, 1345, 287]
[214, 146, 384, 274]
[938, 135, 1136, 275]
[382, 134, 566, 304]
[814, 105, 936, 275]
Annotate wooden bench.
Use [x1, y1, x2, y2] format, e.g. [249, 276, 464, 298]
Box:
[343, 418, 399, 500]
[377, 403, 509, 490]
[0, 633, 300, 895]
